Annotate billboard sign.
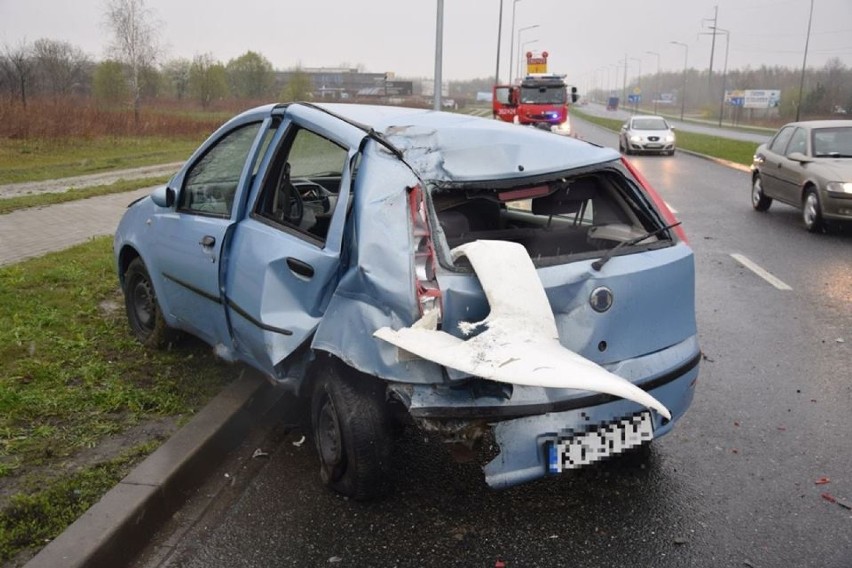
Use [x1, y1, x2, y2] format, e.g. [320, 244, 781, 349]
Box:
[743, 89, 780, 109]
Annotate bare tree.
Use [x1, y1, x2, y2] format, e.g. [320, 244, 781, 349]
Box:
[3, 41, 34, 108]
[104, 0, 159, 121]
[32, 39, 90, 99]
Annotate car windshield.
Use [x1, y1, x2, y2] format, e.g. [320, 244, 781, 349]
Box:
[520, 85, 566, 104]
[812, 127, 852, 157]
[632, 118, 668, 130]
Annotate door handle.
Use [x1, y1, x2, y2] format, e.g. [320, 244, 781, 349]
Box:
[286, 257, 315, 279]
[199, 235, 216, 247]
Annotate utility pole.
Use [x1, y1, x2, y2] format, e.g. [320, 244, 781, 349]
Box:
[703, 6, 718, 96]
[796, 0, 815, 121]
[622, 53, 628, 105]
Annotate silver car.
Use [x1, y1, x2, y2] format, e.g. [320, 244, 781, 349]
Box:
[619, 115, 676, 156]
[751, 120, 852, 232]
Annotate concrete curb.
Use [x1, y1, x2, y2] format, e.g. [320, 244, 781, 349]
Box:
[24, 371, 286, 568]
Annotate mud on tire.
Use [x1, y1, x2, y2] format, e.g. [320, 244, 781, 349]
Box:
[123, 257, 180, 348]
[310, 362, 394, 500]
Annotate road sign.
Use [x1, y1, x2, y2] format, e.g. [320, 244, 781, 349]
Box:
[627, 94, 641, 104]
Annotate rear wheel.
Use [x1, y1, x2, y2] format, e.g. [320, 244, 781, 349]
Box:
[802, 187, 824, 232]
[311, 363, 394, 500]
[751, 175, 772, 212]
[123, 258, 179, 348]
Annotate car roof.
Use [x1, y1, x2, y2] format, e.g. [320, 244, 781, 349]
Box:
[304, 103, 621, 182]
[630, 115, 668, 122]
[782, 119, 852, 129]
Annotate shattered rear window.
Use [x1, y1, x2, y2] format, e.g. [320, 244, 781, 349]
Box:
[430, 164, 670, 267]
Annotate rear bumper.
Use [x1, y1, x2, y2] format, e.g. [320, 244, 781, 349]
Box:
[483, 360, 697, 488]
[397, 335, 700, 488]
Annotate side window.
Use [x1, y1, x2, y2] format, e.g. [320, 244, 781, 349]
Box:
[769, 126, 795, 155]
[255, 127, 348, 244]
[494, 87, 511, 105]
[179, 122, 263, 217]
[786, 128, 808, 156]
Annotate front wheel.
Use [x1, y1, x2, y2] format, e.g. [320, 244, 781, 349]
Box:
[311, 364, 394, 500]
[751, 175, 772, 212]
[802, 188, 824, 232]
[123, 258, 179, 348]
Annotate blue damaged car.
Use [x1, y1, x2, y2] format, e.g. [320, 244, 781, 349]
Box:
[114, 103, 700, 499]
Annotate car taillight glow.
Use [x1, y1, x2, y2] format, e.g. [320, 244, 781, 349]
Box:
[621, 156, 688, 244]
[407, 185, 442, 319]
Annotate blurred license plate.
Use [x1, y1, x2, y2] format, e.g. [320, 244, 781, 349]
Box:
[546, 412, 654, 473]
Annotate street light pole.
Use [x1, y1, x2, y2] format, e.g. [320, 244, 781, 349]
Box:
[646, 51, 660, 114]
[433, 0, 443, 110]
[495, 0, 504, 85]
[670, 41, 688, 121]
[629, 56, 641, 112]
[516, 24, 539, 80]
[796, 0, 815, 122]
[508, 0, 521, 83]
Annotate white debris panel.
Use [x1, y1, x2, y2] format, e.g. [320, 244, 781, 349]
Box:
[374, 240, 672, 421]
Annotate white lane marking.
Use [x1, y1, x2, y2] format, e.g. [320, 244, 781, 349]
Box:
[664, 201, 678, 214]
[730, 253, 792, 291]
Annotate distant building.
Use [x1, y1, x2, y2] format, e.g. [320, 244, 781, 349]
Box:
[276, 68, 413, 100]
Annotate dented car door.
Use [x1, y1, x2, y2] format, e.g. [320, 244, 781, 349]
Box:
[223, 108, 364, 384]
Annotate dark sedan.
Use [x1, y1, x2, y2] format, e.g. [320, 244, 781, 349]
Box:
[751, 120, 852, 232]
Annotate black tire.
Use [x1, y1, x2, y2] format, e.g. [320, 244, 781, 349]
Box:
[123, 257, 179, 348]
[311, 364, 394, 500]
[751, 175, 772, 212]
[618, 139, 624, 153]
[802, 187, 824, 233]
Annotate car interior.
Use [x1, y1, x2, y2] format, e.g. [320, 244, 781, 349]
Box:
[433, 170, 666, 266]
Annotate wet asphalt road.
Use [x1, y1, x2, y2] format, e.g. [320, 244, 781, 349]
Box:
[135, 117, 852, 568]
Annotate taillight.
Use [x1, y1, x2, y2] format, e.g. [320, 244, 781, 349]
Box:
[407, 185, 442, 319]
[621, 156, 689, 244]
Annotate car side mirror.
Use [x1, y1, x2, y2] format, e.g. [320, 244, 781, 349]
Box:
[151, 185, 176, 208]
[670, 126, 675, 131]
[787, 151, 812, 163]
[571, 86, 579, 103]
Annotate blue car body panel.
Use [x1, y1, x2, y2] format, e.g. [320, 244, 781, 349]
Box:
[114, 102, 700, 489]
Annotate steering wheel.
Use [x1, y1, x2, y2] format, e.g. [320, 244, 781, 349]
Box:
[294, 179, 328, 213]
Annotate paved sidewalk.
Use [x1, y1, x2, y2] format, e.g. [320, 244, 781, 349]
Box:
[0, 185, 156, 266]
[0, 163, 182, 199]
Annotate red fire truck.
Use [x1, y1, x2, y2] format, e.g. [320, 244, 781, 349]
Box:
[492, 51, 578, 135]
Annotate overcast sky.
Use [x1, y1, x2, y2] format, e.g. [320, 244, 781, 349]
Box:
[2, 0, 851, 85]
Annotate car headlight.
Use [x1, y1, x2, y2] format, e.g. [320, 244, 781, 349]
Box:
[665, 134, 675, 143]
[630, 135, 642, 142]
[826, 181, 852, 195]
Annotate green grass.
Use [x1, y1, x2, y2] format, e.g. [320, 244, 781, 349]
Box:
[0, 238, 239, 562]
[0, 442, 157, 560]
[572, 109, 760, 166]
[0, 136, 201, 185]
[0, 177, 169, 215]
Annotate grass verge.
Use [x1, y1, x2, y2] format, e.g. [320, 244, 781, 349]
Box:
[572, 109, 760, 166]
[0, 238, 239, 563]
[0, 137, 200, 185]
[0, 177, 169, 216]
